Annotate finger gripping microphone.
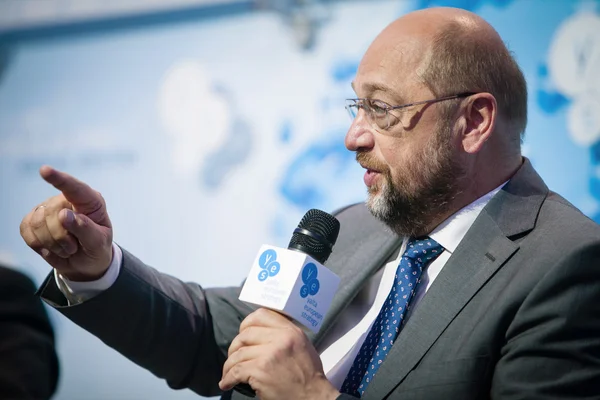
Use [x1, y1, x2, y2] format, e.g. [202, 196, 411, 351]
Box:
[234, 209, 341, 397]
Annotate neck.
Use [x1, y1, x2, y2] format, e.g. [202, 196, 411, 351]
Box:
[421, 154, 523, 236]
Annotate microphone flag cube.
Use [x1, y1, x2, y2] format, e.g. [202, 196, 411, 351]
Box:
[239, 245, 341, 333]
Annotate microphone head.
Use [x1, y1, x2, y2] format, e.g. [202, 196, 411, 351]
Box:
[288, 209, 340, 264]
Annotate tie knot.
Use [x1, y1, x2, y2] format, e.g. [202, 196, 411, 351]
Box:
[403, 237, 443, 262]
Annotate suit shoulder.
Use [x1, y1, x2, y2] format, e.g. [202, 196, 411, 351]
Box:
[332, 202, 382, 231]
[529, 192, 600, 259]
[540, 191, 600, 240]
[331, 202, 396, 245]
[332, 202, 372, 221]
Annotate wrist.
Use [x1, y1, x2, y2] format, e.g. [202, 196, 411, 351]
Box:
[61, 246, 114, 282]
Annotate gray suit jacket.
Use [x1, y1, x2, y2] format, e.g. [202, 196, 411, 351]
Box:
[39, 159, 600, 399]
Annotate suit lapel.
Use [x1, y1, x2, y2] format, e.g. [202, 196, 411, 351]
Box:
[363, 213, 517, 399]
[363, 158, 549, 399]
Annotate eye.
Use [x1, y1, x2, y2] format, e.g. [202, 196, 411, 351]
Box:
[368, 100, 390, 117]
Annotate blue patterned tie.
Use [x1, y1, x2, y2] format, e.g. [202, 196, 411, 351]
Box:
[340, 237, 443, 397]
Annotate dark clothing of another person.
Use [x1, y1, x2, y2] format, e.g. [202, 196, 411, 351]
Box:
[0, 266, 59, 399]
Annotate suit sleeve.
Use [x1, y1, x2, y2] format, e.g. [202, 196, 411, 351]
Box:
[38, 248, 256, 397]
[491, 241, 600, 398]
[0, 266, 59, 399]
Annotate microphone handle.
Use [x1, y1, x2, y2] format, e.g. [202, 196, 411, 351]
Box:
[234, 383, 256, 397]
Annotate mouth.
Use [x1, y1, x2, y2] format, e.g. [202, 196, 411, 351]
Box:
[361, 165, 382, 188]
[359, 163, 382, 174]
[356, 152, 386, 188]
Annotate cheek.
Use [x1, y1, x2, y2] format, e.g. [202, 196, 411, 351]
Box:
[378, 140, 418, 177]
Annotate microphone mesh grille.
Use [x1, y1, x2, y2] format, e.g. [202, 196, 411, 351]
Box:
[288, 209, 340, 264]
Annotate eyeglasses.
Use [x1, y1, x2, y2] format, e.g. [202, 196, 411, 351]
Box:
[345, 92, 476, 130]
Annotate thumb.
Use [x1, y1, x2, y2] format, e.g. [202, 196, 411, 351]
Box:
[60, 209, 112, 255]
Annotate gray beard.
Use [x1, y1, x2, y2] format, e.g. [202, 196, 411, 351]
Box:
[365, 133, 465, 237]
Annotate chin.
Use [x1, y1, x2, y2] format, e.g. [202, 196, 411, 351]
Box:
[366, 190, 389, 218]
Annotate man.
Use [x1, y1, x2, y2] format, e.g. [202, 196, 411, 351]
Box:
[0, 265, 59, 399]
[19, 6, 600, 400]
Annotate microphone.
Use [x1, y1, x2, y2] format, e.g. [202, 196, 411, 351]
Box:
[234, 209, 341, 397]
[287, 208, 340, 264]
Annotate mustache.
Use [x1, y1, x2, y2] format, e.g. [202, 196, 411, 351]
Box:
[356, 151, 389, 173]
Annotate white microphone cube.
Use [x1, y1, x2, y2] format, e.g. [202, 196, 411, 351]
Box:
[239, 245, 341, 333]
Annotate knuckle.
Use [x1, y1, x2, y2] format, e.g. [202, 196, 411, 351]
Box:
[19, 220, 29, 236]
[235, 346, 246, 360]
[255, 308, 270, 318]
[235, 336, 246, 350]
[228, 339, 240, 357]
[57, 193, 72, 207]
[241, 313, 258, 331]
[280, 334, 296, 350]
[257, 357, 272, 372]
[44, 195, 65, 211]
[26, 238, 42, 250]
[289, 324, 303, 337]
[30, 215, 46, 229]
[241, 326, 255, 342]
[248, 308, 269, 323]
[231, 364, 244, 380]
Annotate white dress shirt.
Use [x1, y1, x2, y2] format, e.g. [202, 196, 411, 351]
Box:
[319, 184, 505, 389]
[55, 183, 505, 390]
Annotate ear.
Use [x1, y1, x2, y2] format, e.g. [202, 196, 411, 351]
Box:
[460, 93, 496, 154]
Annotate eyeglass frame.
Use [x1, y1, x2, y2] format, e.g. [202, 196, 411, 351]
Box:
[345, 92, 477, 130]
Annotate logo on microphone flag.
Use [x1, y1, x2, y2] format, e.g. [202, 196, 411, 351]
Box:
[239, 245, 340, 333]
[300, 263, 320, 297]
[257, 249, 281, 281]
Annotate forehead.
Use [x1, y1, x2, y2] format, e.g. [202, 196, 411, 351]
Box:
[354, 30, 429, 99]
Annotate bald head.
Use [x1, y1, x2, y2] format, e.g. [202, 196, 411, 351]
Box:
[359, 7, 528, 143]
[383, 7, 502, 40]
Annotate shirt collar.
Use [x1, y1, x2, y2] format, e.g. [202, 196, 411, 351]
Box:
[429, 181, 508, 254]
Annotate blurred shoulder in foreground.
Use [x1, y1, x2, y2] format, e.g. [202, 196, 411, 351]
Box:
[0, 265, 59, 399]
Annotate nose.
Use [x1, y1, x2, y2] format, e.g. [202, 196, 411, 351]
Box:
[345, 109, 375, 152]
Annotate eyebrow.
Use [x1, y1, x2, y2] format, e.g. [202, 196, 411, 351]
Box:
[350, 81, 402, 100]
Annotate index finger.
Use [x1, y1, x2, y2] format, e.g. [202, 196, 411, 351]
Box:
[39, 166, 100, 213]
[228, 326, 272, 357]
[239, 308, 294, 333]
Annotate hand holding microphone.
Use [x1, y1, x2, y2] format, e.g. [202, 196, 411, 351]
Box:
[222, 209, 342, 399]
[219, 308, 340, 400]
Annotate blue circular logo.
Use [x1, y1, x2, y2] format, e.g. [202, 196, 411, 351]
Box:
[300, 263, 320, 297]
[267, 261, 280, 277]
[302, 263, 318, 284]
[309, 279, 320, 295]
[259, 249, 278, 269]
[258, 270, 269, 282]
[300, 285, 310, 298]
